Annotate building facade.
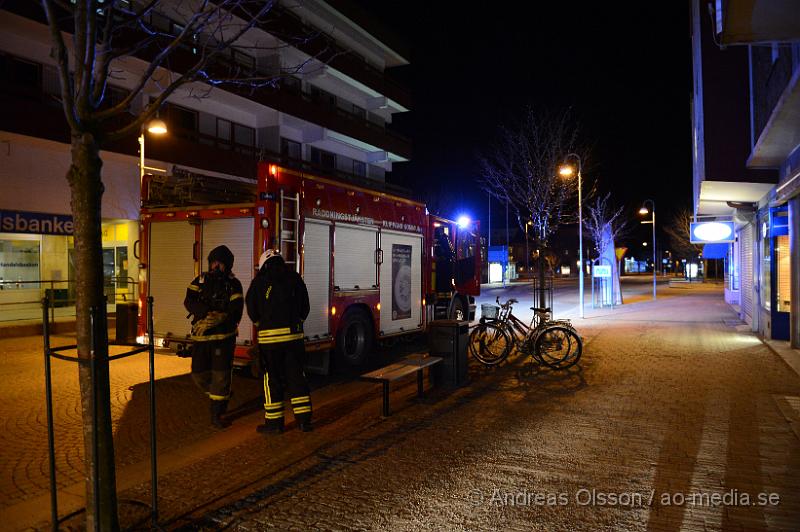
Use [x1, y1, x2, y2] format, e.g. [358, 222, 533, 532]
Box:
[0, 0, 411, 322]
[691, 0, 799, 347]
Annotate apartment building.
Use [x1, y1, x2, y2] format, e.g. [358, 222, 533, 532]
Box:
[691, 0, 799, 346]
[0, 0, 411, 322]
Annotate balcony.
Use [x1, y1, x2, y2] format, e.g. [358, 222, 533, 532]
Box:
[0, 84, 259, 180]
[256, 4, 412, 110]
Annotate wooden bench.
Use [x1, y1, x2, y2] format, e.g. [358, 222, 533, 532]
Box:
[359, 355, 443, 416]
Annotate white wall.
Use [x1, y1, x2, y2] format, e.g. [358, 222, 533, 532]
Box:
[0, 132, 140, 220]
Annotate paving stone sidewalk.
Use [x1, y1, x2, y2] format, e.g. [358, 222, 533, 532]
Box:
[5, 283, 800, 531]
[129, 285, 800, 531]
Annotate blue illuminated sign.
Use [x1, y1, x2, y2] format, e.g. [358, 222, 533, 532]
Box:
[0, 209, 74, 235]
[689, 221, 734, 244]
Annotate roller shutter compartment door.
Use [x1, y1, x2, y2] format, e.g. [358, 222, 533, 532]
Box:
[202, 218, 255, 345]
[379, 230, 423, 335]
[740, 224, 754, 325]
[303, 219, 331, 339]
[333, 224, 378, 291]
[149, 221, 196, 340]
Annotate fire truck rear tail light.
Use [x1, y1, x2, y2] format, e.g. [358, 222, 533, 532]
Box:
[376, 303, 381, 311]
[269, 164, 278, 176]
[331, 306, 336, 316]
[422, 298, 426, 306]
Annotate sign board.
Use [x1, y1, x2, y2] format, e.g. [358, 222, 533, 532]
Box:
[487, 245, 508, 264]
[593, 264, 612, 278]
[689, 221, 735, 243]
[0, 209, 74, 235]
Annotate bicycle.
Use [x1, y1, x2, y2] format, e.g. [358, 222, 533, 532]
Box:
[469, 297, 582, 370]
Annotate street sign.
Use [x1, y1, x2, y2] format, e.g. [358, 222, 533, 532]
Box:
[593, 264, 612, 278]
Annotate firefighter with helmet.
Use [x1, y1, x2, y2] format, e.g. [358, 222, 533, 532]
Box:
[246, 249, 312, 433]
[184, 245, 244, 429]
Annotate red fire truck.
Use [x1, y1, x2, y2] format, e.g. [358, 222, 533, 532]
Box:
[137, 163, 481, 371]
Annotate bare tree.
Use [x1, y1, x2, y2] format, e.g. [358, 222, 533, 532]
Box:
[584, 192, 629, 259]
[664, 208, 703, 259]
[584, 193, 629, 304]
[40, 1, 318, 527]
[479, 107, 583, 305]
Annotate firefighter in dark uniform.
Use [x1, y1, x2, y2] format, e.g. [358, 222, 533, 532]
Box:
[246, 249, 312, 434]
[184, 245, 244, 429]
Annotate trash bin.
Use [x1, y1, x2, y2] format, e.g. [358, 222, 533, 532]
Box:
[116, 302, 139, 343]
[428, 319, 470, 387]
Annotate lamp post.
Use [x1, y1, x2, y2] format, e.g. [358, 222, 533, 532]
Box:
[559, 154, 583, 319]
[138, 118, 168, 185]
[639, 200, 656, 299]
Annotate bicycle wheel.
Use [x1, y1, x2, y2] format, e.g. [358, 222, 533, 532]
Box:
[533, 325, 583, 370]
[469, 322, 512, 366]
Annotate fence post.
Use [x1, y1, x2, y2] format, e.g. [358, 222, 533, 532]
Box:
[147, 296, 158, 526]
[42, 297, 59, 532]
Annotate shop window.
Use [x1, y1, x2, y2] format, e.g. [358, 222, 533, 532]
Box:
[0, 239, 40, 290]
[761, 219, 771, 311]
[776, 235, 790, 312]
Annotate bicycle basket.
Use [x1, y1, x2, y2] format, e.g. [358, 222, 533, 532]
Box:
[481, 304, 499, 320]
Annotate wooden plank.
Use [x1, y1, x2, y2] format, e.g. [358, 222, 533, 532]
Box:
[361, 364, 420, 382]
[400, 355, 442, 369]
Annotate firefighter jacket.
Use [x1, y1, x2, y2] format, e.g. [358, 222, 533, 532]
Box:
[184, 269, 244, 342]
[246, 267, 310, 345]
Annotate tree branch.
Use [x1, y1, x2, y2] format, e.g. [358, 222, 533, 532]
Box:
[42, 0, 80, 132]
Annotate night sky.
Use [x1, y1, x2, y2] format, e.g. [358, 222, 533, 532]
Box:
[357, 2, 692, 256]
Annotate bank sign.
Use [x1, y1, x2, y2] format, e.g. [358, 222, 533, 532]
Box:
[0, 209, 74, 235]
[689, 221, 735, 244]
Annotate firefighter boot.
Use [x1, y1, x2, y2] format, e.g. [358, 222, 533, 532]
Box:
[210, 400, 231, 429]
[256, 420, 284, 435]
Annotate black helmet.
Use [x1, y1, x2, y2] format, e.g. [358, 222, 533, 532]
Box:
[208, 245, 234, 270]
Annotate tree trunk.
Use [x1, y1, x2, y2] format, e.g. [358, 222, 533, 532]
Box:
[537, 244, 546, 310]
[68, 132, 120, 531]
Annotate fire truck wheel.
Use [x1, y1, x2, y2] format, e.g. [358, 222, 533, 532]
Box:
[450, 296, 467, 321]
[335, 308, 373, 367]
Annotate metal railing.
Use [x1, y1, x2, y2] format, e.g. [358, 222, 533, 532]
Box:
[0, 277, 139, 324]
[42, 296, 159, 530]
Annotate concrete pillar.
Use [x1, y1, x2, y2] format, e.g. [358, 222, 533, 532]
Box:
[791, 196, 800, 349]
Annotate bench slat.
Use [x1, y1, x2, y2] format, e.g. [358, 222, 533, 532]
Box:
[360, 356, 443, 382]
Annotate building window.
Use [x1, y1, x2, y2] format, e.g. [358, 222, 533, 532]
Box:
[352, 105, 366, 120]
[281, 138, 301, 160]
[353, 160, 366, 177]
[217, 118, 231, 145]
[310, 147, 336, 170]
[281, 76, 301, 92]
[167, 105, 198, 133]
[309, 85, 336, 107]
[233, 123, 255, 147]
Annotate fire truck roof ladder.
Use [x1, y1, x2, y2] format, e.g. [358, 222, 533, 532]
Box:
[279, 189, 301, 273]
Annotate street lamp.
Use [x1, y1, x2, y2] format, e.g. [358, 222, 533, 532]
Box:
[639, 199, 656, 299]
[559, 153, 583, 319]
[138, 118, 168, 184]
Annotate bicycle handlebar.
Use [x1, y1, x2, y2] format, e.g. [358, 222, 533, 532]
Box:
[495, 297, 518, 308]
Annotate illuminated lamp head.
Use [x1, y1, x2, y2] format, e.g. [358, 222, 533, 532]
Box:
[456, 215, 471, 229]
